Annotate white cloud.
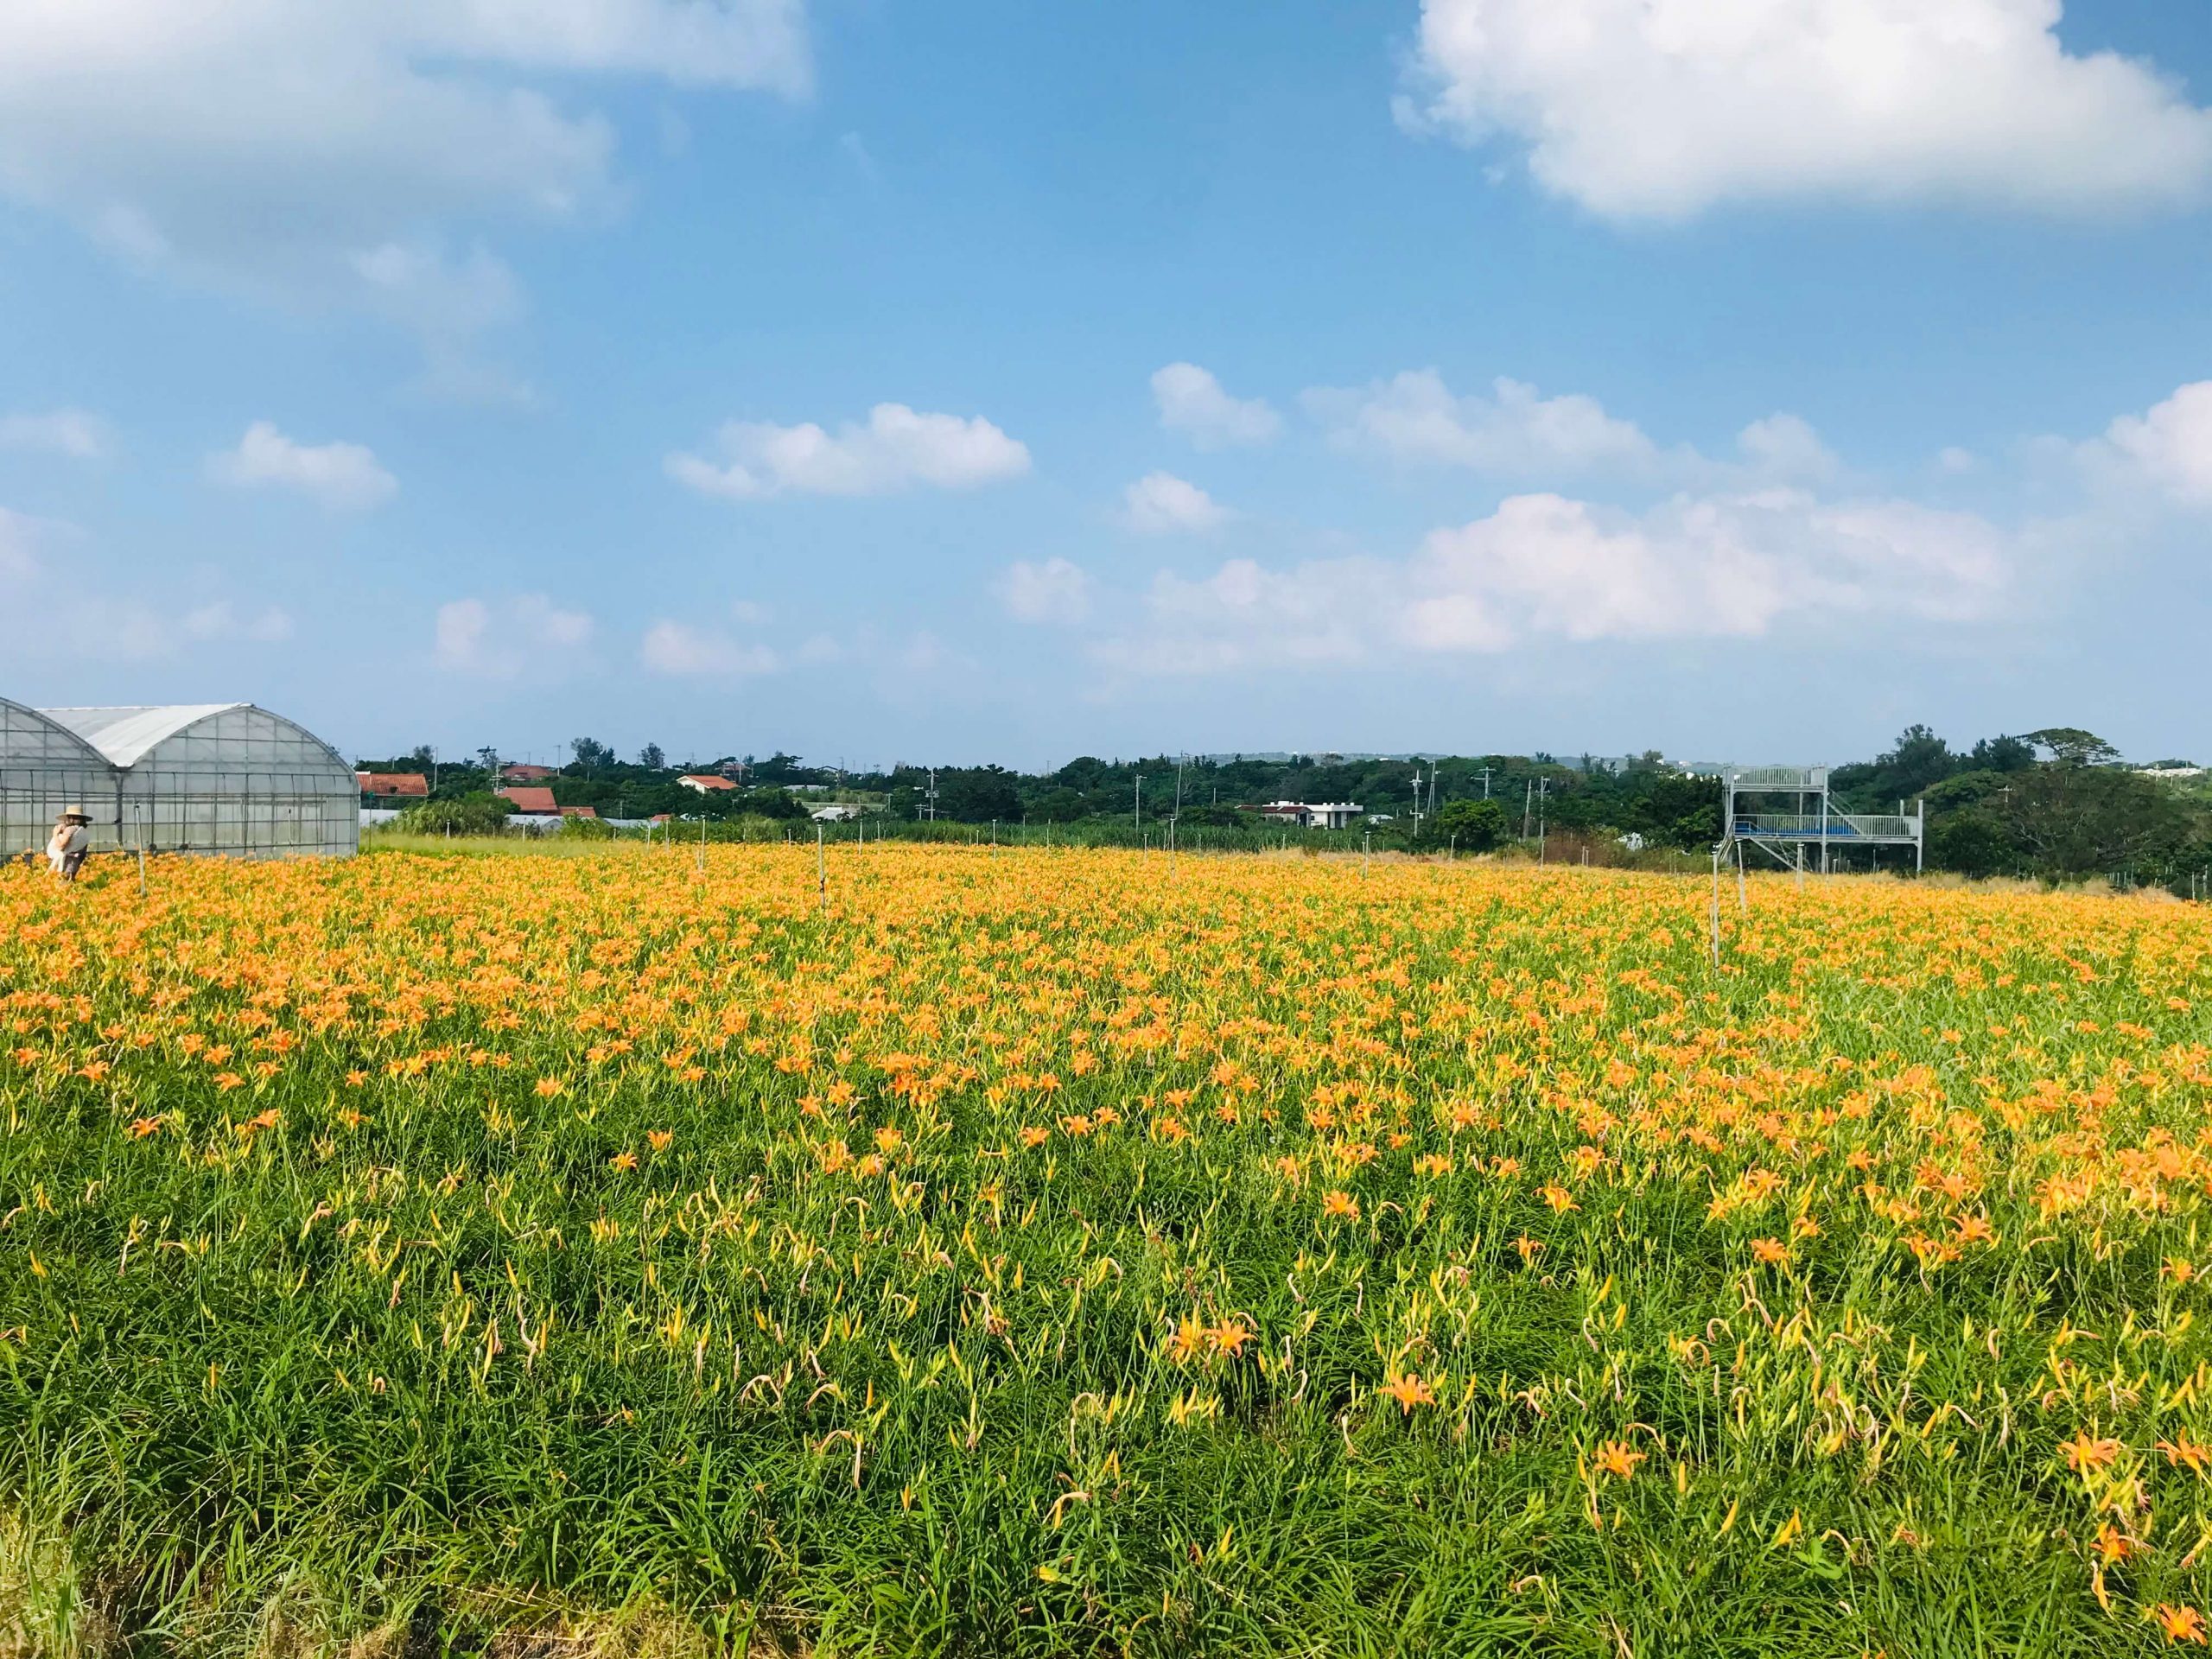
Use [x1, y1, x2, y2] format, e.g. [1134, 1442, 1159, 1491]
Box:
[639, 619, 780, 677]
[1306, 370, 1839, 486]
[1151, 363, 1281, 448]
[1401, 0, 2212, 220]
[1094, 486, 2013, 677]
[2085, 381, 2212, 505]
[838, 130, 880, 183]
[435, 594, 594, 677]
[0, 506, 49, 582]
[1122, 557, 1380, 673]
[0, 505, 297, 662]
[1407, 489, 2008, 646]
[0, 409, 108, 459]
[211, 422, 397, 511]
[181, 601, 294, 644]
[895, 630, 960, 673]
[1735, 414, 1841, 485]
[0, 2, 810, 334]
[1307, 371, 1661, 476]
[1122, 472, 1229, 534]
[667, 404, 1032, 499]
[995, 557, 1094, 625]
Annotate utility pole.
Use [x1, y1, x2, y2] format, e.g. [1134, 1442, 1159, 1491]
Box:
[1134, 773, 1142, 831]
[1478, 766, 1493, 800]
[1522, 780, 1533, 842]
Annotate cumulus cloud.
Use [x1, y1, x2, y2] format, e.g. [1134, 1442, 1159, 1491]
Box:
[0, 1, 810, 341]
[0, 409, 108, 459]
[1109, 557, 1382, 675]
[667, 404, 1032, 499]
[210, 422, 397, 511]
[639, 618, 780, 677]
[995, 557, 1094, 625]
[1307, 372, 1662, 477]
[435, 594, 594, 677]
[1401, 0, 2212, 220]
[1151, 363, 1281, 448]
[1735, 414, 1841, 485]
[1122, 472, 1230, 534]
[1406, 489, 2008, 646]
[2082, 381, 2212, 505]
[1306, 370, 1838, 486]
[1095, 486, 2013, 677]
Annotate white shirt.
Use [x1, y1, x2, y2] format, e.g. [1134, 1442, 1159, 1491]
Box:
[46, 823, 87, 872]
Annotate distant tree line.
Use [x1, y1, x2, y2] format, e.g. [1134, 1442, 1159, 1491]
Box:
[357, 726, 2211, 887]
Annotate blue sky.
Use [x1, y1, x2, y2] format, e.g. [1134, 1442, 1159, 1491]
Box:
[4, 0, 2211, 769]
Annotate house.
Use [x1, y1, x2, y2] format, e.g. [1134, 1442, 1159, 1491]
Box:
[497, 785, 558, 813]
[1240, 800, 1363, 831]
[500, 763, 557, 782]
[558, 804, 598, 819]
[810, 803, 866, 822]
[677, 773, 737, 794]
[358, 772, 429, 800]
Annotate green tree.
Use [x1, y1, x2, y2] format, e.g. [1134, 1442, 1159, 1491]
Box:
[1997, 763, 2189, 875]
[1436, 798, 1510, 852]
[1928, 810, 2016, 878]
[1967, 734, 2035, 772]
[2021, 728, 2120, 767]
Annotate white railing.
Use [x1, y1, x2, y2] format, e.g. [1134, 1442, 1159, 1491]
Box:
[1732, 812, 1918, 840]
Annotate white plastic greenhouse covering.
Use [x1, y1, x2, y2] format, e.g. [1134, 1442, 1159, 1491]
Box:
[1, 700, 358, 860]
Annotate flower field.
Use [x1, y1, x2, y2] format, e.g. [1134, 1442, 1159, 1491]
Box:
[4, 844, 2212, 1655]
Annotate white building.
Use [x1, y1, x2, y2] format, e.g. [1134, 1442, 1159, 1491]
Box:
[1244, 800, 1363, 831]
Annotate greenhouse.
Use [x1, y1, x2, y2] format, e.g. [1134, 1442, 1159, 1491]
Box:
[1, 700, 359, 861]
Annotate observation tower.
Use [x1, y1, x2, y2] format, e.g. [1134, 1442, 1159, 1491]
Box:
[1721, 766, 1923, 874]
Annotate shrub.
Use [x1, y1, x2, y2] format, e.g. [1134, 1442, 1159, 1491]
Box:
[392, 791, 514, 836]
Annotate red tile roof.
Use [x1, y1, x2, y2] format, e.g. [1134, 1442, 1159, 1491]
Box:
[558, 805, 599, 818]
[501, 763, 558, 781]
[358, 772, 430, 798]
[679, 773, 738, 791]
[498, 785, 558, 812]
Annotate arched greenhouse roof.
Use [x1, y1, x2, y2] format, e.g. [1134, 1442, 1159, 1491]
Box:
[0, 697, 110, 767]
[37, 704, 353, 775]
[39, 704, 251, 768]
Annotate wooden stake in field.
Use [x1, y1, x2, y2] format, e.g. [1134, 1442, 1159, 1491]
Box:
[1710, 842, 1724, 968]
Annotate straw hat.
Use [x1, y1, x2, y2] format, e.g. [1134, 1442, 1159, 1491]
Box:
[56, 805, 90, 823]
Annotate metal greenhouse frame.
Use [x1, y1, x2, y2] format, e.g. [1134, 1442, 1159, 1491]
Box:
[1, 700, 359, 861]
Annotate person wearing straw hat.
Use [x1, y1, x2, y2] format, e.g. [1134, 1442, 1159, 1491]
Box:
[46, 806, 91, 881]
